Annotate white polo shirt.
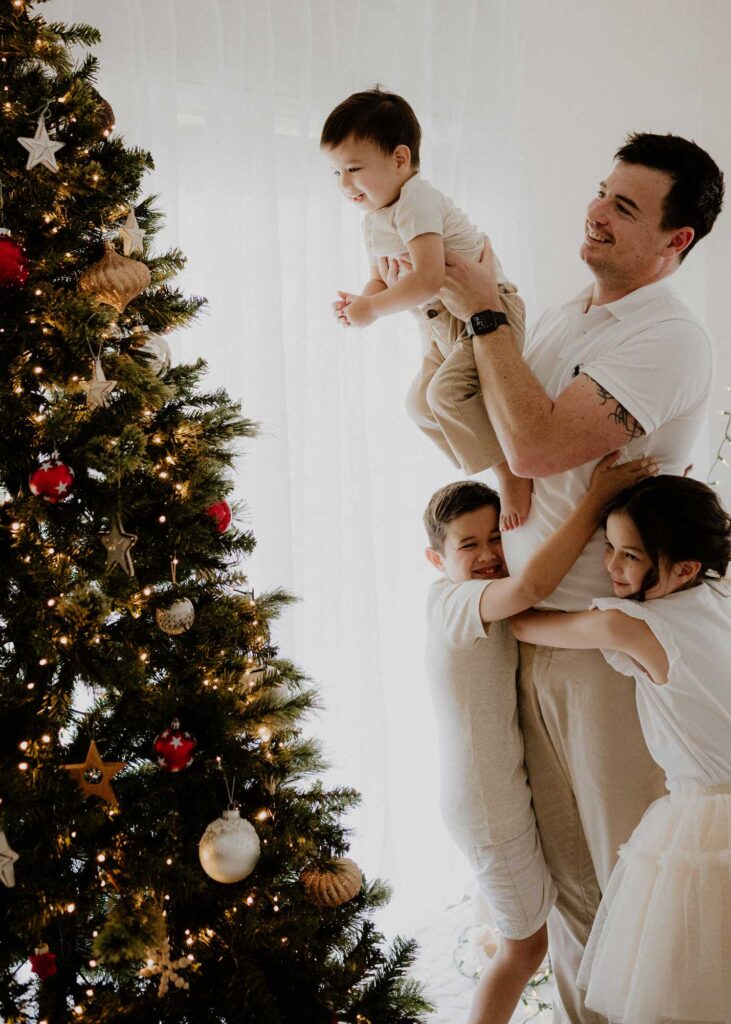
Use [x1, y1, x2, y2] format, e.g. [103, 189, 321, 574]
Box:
[501, 278, 714, 611]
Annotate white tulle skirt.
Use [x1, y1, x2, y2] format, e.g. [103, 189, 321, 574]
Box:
[578, 784, 731, 1024]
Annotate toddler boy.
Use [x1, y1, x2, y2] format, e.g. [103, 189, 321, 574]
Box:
[321, 87, 530, 530]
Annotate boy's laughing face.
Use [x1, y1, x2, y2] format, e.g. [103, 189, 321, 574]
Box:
[323, 135, 410, 212]
[428, 505, 507, 584]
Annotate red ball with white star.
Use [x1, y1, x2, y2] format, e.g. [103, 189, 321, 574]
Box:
[153, 718, 197, 772]
[29, 455, 75, 503]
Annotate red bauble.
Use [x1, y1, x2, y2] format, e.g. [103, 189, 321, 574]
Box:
[205, 500, 232, 534]
[29, 946, 57, 980]
[29, 455, 75, 503]
[0, 230, 29, 287]
[153, 718, 197, 772]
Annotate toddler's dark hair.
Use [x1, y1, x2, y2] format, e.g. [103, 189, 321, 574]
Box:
[320, 87, 421, 167]
[424, 480, 500, 552]
[603, 475, 731, 601]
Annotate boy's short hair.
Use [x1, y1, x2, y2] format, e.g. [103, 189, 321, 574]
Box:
[320, 86, 421, 168]
[614, 132, 724, 261]
[423, 480, 501, 552]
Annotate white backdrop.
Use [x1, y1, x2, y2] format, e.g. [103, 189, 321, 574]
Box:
[46, 0, 731, 936]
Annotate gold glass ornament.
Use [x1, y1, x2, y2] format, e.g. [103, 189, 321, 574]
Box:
[300, 857, 362, 907]
[79, 242, 151, 312]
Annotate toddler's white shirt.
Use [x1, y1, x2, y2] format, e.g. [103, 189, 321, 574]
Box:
[363, 174, 507, 281]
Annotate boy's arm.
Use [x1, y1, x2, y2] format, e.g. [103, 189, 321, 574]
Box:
[510, 608, 669, 683]
[476, 453, 658, 623]
[340, 233, 445, 327]
[361, 263, 388, 297]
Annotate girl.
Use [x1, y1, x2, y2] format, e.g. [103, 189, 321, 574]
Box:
[511, 475, 731, 1024]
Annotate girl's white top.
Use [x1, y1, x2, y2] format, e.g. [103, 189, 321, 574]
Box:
[593, 581, 731, 792]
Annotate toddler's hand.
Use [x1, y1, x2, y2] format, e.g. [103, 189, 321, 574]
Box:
[340, 293, 376, 329]
[332, 291, 353, 327]
[588, 451, 660, 505]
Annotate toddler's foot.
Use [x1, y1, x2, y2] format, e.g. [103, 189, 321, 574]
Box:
[493, 465, 532, 532]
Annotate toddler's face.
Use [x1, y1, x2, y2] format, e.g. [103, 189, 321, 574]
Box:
[431, 506, 506, 584]
[323, 135, 406, 212]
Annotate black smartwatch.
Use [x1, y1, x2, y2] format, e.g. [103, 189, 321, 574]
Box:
[465, 309, 509, 337]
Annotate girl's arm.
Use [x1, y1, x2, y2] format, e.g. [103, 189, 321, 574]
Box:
[510, 607, 670, 684]
[339, 233, 445, 327]
[477, 453, 658, 623]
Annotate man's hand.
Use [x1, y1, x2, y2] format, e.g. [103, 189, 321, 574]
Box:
[586, 451, 660, 507]
[440, 237, 501, 322]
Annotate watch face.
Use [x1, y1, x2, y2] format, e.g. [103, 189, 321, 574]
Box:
[473, 311, 498, 333]
[469, 310, 508, 335]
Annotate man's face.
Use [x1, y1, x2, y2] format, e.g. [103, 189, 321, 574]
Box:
[581, 161, 678, 292]
[323, 135, 406, 212]
[429, 505, 507, 584]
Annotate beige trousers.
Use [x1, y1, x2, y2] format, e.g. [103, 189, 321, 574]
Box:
[405, 283, 526, 474]
[517, 643, 667, 1024]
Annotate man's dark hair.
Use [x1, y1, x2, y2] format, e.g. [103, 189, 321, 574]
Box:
[423, 480, 500, 552]
[615, 132, 724, 261]
[320, 87, 421, 168]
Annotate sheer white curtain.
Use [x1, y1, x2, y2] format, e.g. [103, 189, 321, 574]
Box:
[47, 0, 731, 935]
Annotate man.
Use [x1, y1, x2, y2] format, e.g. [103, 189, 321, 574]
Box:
[438, 133, 724, 1024]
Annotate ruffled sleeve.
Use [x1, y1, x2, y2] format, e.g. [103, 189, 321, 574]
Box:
[590, 596, 682, 684]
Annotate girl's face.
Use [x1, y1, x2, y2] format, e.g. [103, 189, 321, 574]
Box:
[603, 510, 692, 600]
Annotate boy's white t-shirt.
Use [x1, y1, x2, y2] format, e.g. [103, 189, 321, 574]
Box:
[363, 174, 507, 282]
[502, 279, 714, 611]
[426, 576, 533, 846]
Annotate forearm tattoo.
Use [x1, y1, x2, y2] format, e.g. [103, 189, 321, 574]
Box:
[585, 374, 645, 441]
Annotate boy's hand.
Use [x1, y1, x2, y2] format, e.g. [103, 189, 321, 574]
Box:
[338, 292, 376, 329]
[587, 451, 660, 506]
[331, 293, 350, 326]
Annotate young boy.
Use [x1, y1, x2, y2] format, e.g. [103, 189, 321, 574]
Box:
[320, 87, 529, 531]
[423, 452, 658, 1024]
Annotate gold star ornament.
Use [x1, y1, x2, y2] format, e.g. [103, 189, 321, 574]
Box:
[62, 740, 126, 806]
[17, 115, 65, 172]
[85, 358, 117, 409]
[119, 209, 145, 256]
[100, 514, 138, 576]
[0, 830, 19, 887]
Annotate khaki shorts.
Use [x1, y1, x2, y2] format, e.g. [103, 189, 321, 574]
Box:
[463, 821, 557, 940]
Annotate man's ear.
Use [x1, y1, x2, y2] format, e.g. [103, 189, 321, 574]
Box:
[665, 226, 694, 260]
[393, 144, 412, 172]
[425, 546, 444, 572]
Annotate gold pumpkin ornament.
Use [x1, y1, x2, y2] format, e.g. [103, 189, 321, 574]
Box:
[300, 857, 363, 908]
[79, 242, 151, 312]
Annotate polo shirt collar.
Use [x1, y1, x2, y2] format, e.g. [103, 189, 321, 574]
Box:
[572, 278, 676, 320]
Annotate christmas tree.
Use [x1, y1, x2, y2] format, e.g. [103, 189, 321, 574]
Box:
[0, 4, 431, 1022]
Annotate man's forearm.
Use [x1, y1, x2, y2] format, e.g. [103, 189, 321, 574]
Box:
[472, 328, 556, 477]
